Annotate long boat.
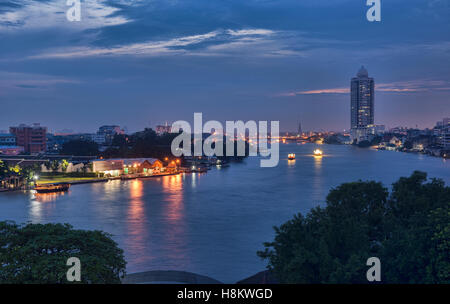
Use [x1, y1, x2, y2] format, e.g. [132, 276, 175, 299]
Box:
[35, 183, 70, 194]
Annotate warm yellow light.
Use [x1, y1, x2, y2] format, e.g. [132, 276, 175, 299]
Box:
[313, 149, 323, 156]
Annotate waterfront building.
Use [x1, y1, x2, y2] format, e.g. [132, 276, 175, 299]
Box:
[91, 159, 124, 177]
[350, 66, 375, 142]
[91, 158, 164, 176]
[367, 124, 385, 135]
[10, 123, 47, 154]
[435, 118, 450, 149]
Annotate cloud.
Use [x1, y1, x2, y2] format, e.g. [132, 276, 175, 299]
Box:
[27, 28, 296, 59]
[0, 0, 130, 32]
[0, 71, 80, 91]
[281, 80, 450, 96]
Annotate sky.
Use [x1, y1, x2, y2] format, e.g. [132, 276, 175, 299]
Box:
[0, 0, 449, 133]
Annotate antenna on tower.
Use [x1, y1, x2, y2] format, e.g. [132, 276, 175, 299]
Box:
[298, 119, 302, 136]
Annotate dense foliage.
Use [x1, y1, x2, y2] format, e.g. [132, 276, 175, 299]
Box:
[101, 128, 178, 159]
[0, 160, 8, 179]
[0, 222, 126, 283]
[61, 139, 99, 156]
[102, 128, 249, 161]
[0, 160, 40, 183]
[258, 171, 450, 283]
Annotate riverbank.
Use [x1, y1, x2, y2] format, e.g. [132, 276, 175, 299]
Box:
[36, 177, 107, 185]
[37, 171, 182, 185]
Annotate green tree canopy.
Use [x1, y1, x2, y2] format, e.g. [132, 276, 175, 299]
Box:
[258, 171, 450, 283]
[0, 222, 126, 283]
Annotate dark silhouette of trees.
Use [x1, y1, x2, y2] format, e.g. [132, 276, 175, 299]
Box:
[258, 171, 450, 283]
[0, 222, 126, 283]
[61, 140, 99, 156]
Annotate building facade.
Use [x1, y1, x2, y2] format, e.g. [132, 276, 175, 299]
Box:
[97, 125, 124, 145]
[0, 146, 24, 155]
[435, 118, 450, 149]
[0, 133, 16, 146]
[351, 66, 375, 142]
[10, 123, 47, 154]
[156, 123, 172, 135]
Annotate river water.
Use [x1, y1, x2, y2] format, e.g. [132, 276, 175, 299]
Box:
[0, 143, 448, 283]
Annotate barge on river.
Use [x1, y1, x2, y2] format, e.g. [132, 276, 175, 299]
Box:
[35, 183, 71, 194]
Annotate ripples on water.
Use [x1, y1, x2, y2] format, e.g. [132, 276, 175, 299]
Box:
[0, 144, 448, 283]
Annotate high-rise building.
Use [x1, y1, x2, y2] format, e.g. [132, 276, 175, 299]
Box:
[10, 123, 47, 154]
[297, 121, 302, 136]
[435, 118, 450, 149]
[351, 66, 375, 142]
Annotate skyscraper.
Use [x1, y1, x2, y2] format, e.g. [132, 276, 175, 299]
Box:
[350, 66, 375, 141]
[297, 121, 302, 136]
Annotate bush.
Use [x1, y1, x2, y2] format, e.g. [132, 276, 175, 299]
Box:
[0, 222, 126, 283]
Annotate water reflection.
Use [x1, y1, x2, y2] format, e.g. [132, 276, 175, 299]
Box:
[28, 191, 66, 221]
[129, 180, 144, 220]
[161, 174, 190, 264]
[312, 155, 323, 204]
[313, 155, 323, 169]
[162, 174, 183, 222]
[126, 180, 147, 265]
[33, 191, 68, 203]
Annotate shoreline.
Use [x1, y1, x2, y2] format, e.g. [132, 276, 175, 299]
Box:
[0, 171, 184, 193]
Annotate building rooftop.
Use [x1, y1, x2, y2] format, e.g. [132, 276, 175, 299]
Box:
[357, 66, 369, 78]
[92, 158, 160, 165]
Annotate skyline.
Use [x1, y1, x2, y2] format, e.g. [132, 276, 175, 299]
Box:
[0, 0, 449, 133]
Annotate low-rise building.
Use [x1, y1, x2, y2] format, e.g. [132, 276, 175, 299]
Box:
[0, 146, 24, 155]
[91, 158, 164, 177]
[91, 159, 124, 177]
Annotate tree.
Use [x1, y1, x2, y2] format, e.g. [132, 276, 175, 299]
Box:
[0, 221, 126, 284]
[61, 159, 69, 172]
[258, 171, 450, 283]
[61, 139, 99, 156]
[0, 160, 9, 179]
[50, 160, 60, 172]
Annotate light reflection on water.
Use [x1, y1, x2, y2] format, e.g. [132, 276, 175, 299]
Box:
[0, 143, 449, 283]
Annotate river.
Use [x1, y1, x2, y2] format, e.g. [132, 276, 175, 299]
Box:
[0, 143, 448, 283]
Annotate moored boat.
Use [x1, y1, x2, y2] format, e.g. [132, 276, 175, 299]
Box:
[35, 183, 70, 193]
[288, 153, 296, 160]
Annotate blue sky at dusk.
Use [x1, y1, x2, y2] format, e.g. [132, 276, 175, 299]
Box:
[0, 0, 449, 133]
